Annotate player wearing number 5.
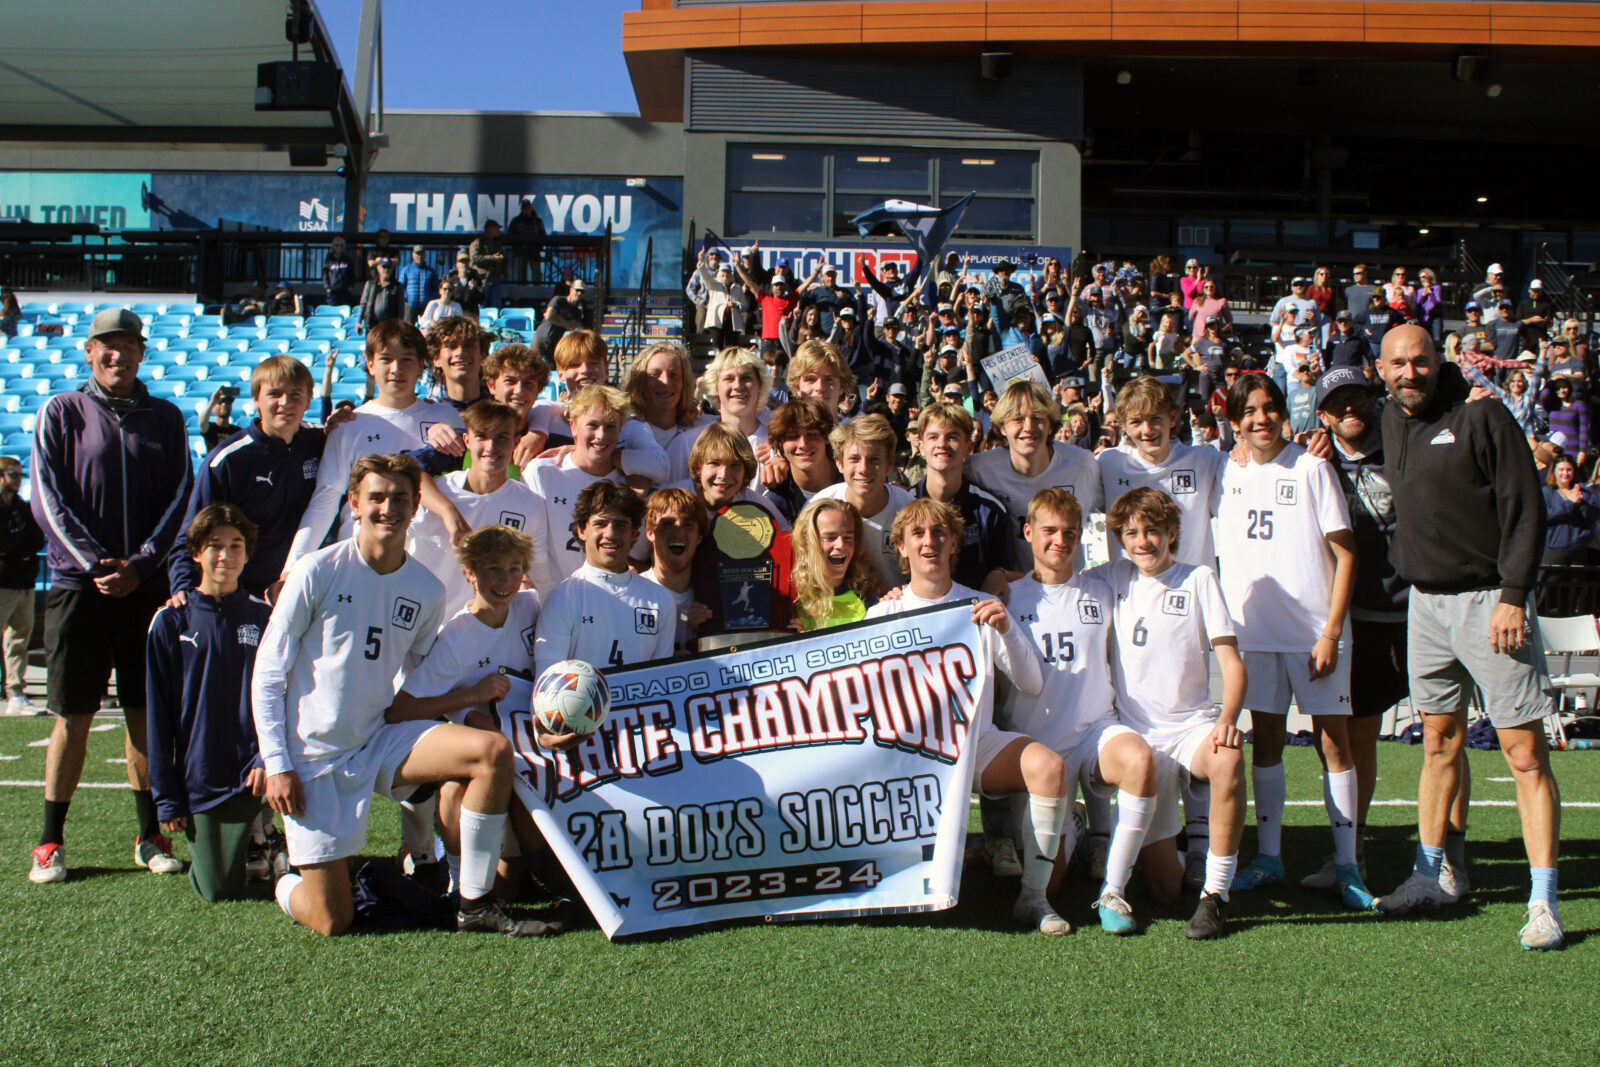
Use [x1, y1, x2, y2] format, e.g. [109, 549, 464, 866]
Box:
[866, 498, 1074, 936]
[1216, 376, 1377, 911]
[534, 481, 676, 677]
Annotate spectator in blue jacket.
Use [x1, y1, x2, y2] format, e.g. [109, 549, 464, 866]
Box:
[397, 245, 440, 325]
[147, 503, 275, 902]
[1541, 455, 1599, 567]
[28, 308, 194, 885]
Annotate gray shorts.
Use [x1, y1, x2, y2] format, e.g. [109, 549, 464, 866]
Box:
[1407, 590, 1552, 729]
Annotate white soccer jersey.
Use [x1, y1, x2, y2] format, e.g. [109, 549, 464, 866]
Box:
[407, 470, 543, 617]
[865, 581, 1043, 708]
[1105, 559, 1233, 737]
[1098, 440, 1227, 566]
[522, 455, 627, 591]
[251, 540, 445, 779]
[640, 568, 696, 650]
[399, 591, 540, 720]
[1006, 571, 1118, 753]
[1216, 442, 1351, 652]
[530, 399, 671, 485]
[966, 444, 1104, 569]
[815, 481, 914, 588]
[640, 414, 716, 486]
[284, 399, 464, 570]
[534, 563, 677, 675]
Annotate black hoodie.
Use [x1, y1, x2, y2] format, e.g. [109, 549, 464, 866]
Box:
[1381, 362, 1544, 603]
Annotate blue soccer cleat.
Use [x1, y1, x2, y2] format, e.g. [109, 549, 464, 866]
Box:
[1230, 854, 1285, 891]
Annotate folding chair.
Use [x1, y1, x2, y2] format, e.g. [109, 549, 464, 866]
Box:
[1536, 614, 1600, 748]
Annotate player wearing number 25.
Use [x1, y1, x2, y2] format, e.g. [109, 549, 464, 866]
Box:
[1216, 375, 1377, 912]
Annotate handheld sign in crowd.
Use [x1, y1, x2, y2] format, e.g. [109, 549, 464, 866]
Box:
[498, 603, 992, 940]
[980, 343, 1050, 392]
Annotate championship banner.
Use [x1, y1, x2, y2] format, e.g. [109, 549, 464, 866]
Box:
[498, 603, 992, 940]
[981, 342, 1051, 392]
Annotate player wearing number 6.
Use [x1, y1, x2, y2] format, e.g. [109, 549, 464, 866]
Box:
[1217, 375, 1377, 911]
[252, 455, 547, 937]
[865, 498, 1073, 936]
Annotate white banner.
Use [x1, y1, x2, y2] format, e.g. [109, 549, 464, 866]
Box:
[981, 342, 1050, 392]
[498, 603, 992, 940]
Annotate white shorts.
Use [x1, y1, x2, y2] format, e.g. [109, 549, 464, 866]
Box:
[1242, 648, 1352, 718]
[1062, 720, 1139, 804]
[1139, 720, 1218, 843]
[284, 720, 442, 865]
[974, 726, 1031, 799]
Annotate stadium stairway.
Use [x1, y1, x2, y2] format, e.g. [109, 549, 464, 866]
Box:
[600, 294, 684, 367]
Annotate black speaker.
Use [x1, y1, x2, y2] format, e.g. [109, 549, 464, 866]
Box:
[1455, 54, 1489, 83]
[288, 145, 328, 168]
[256, 62, 339, 111]
[980, 52, 1012, 81]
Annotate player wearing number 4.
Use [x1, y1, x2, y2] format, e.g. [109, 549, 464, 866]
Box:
[865, 498, 1073, 935]
[1217, 375, 1377, 910]
[1103, 488, 1247, 939]
[1005, 489, 1163, 935]
[252, 454, 545, 937]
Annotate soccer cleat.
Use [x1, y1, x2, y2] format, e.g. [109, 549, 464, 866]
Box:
[1375, 871, 1446, 914]
[134, 834, 184, 875]
[1519, 900, 1565, 951]
[1336, 864, 1377, 911]
[1299, 852, 1367, 890]
[985, 835, 1022, 878]
[457, 897, 560, 937]
[1013, 892, 1071, 935]
[1185, 893, 1226, 940]
[1438, 858, 1469, 904]
[268, 834, 292, 884]
[1094, 890, 1137, 935]
[1182, 853, 1206, 893]
[1230, 854, 1285, 891]
[1084, 835, 1109, 883]
[28, 843, 66, 884]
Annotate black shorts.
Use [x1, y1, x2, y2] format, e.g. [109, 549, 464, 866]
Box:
[44, 580, 168, 716]
[1349, 618, 1409, 718]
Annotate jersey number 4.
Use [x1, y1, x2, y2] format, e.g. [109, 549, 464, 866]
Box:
[1246, 509, 1274, 540]
[608, 639, 625, 667]
[1039, 631, 1075, 664]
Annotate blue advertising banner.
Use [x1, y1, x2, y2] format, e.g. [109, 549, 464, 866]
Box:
[502, 603, 992, 940]
[703, 238, 1073, 293]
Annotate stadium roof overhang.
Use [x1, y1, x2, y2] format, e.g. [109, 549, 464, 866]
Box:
[0, 0, 365, 153]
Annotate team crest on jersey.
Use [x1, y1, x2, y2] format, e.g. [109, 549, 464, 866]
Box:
[1162, 590, 1191, 616]
[1078, 599, 1104, 625]
[521, 625, 536, 656]
[499, 510, 526, 530]
[392, 597, 422, 631]
[235, 623, 261, 646]
[1275, 480, 1298, 505]
[634, 608, 658, 635]
[301, 458, 319, 480]
[1170, 470, 1196, 495]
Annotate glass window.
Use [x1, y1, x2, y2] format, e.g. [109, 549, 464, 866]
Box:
[726, 148, 826, 191]
[936, 152, 1034, 195]
[943, 196, 1032, 239]
[835, 152, 930, 194]
[727, 192, 824, 237]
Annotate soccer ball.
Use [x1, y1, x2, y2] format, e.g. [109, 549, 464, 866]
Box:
[533, 660, 611, 736]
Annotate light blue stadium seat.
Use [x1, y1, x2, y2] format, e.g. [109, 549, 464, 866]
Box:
[166, 337, 209, 353]
[250, 340, 291, 356]
[303, 327, 343, 341]
[498, 315, 535, 334]
[148, 325, 187, 339]
[338, 364, 370, 384]
[158, 365, 209, 383]
[128, 302, 167, 317]
[0, 413, 33, 436]
[31, 365, 79, 386]
[46, 336, 82, 349]
[145, 380, 186, 400]
[54, 301, 95, 316]
[0, 365, 32, 383]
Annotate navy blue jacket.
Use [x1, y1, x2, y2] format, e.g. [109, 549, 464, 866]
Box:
[913, 479, 1017, 590]
[32, 379, 192, 591]
[146, 589, 272, 821]
[170, 421, 327, 595]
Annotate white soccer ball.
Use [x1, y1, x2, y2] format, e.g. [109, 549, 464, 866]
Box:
[533, 660, 611, 737]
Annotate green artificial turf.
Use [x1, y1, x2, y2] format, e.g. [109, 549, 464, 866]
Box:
[1, 718, 1596, 1066]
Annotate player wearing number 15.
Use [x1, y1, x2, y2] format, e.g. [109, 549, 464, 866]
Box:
[252, 455, 541, 937]
[1217, 375, 1377, 911]
[534, 481, 677, 677]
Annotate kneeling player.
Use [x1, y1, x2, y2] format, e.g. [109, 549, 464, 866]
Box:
[1105, 488, 1247, 939]
[865, 498, 1072, 935]
[252, 455, 545, 936]
[1007, 489, 1161, 934]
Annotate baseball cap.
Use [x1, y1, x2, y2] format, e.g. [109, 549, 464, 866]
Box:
[412, 244, 425, 253]
[772, 276, 789, 288]
[456, 251, 470, 262]
[570, 278, 586, 291]
[1185, 258, 1199, 268]
[1487, 262, 1505, 274]
[938, 344, 959, 357]
[1464, 301, 1481, 312]
[941, 383, 965, 397]
[1335, 310, 1353, 322]
[995, 260, 1018, 272]
[1291, 276, 1307, 286]
[1499, 299, 1514, 309]
[1315, 366, 1371, 410]
[1549, 336, 1570, 348]
[1206, 315, 1222, 326]
[887, 383, 907, 397]
[1041, 312, 1062, 324]
[87, 308, 144, 343]
[937, 302, 954, 313]
[839, 306, 856, 318]
[1530, 279, 1544, 290]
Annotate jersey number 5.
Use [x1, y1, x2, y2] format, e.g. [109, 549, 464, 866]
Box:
[1246, 509, 1274, 540]
[364, 626, 383, 660]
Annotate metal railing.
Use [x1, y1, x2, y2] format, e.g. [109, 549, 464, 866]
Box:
[1532, 242, 1594, 334]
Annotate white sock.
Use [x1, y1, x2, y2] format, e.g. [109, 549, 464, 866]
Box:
[1181, 773, 1210, 864]
[1251, 763, 1287, 857]
[1019, 794, 1067, 893]
[399, 796, 437, 863]
[1103, 791, 1156, 897]
[1325, 768, 1359, 866]
[1204, 851, 1237, 901]
[445, 851, 462, 896]
[457, 807, 508, 902]
[275, 872, 304, 922]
